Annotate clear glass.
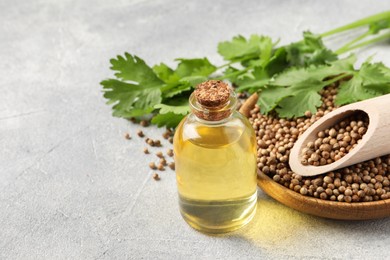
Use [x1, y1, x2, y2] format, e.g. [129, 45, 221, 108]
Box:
[173, 93, 257, 233]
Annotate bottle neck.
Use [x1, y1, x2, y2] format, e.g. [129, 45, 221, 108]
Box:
[189, 91, 237, 123]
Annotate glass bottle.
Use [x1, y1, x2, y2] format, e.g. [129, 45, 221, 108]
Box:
[173, 80, 257, 233]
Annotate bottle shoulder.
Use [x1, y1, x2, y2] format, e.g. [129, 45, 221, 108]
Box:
[174, 111, 255, 147]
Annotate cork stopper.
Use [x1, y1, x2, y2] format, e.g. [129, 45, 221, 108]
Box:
[190, 80, 236, 121]
[194, 80, 230, 107]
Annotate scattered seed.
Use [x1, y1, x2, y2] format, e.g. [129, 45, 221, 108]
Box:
[143, 147, 149, 154]
[124, 133, 131, 140]
[169, 162, 175, 170]
[157, 164, 165, 171]
[146, 138, 154, 146]
[301, 111, 368, 166]
[137, 130, 145, 138]
[153, 173, 160, 181]
[156, 151, 164, 158]
[167, 149, 174, 157]
[159, 158, 167, 166]
[140, 120, 149, 127]
[149, 162, 157, 170]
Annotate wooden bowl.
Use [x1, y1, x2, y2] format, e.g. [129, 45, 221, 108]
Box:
[258, 171, 390, 220]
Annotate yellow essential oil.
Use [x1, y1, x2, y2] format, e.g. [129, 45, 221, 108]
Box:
[173, 80, 257, 233]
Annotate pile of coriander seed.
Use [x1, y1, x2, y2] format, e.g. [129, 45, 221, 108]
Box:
[249, 85, 390, 202]
[301, 111, 369, 166]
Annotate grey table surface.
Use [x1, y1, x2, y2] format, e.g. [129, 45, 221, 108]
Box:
[1, 0, 390, 259]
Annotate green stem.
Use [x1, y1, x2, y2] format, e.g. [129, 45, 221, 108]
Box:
[337, 31, 390, 54]
[323, 73, 353, 86]
[320, 10, 390, 37]
[216, 60, 235, 69]
[335, 30, 372, 54]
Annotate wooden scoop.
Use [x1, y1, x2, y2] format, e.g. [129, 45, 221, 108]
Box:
[290, 94, 390, 176]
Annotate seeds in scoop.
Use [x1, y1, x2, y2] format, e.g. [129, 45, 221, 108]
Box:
[153, 173, 160, 181]
[300, 112, 368, 166]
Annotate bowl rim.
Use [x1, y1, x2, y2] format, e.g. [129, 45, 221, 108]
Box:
[257, 171, 390, 219]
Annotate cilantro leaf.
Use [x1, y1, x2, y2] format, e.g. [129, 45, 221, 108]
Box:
[175, 58, 216, 77]
[260, 57, 356, 116]
[151, 112, 185, 128]
[110, 53, 163, 86]
[153, 63, 180, 84]
[284, 31, 337, 67]
[156, 58, 215, 99]
[236, 66, 270, 92]
[260, 78, 325, 117]
[101, 79, 162, 117]
[154, 97, 190, 115]
[160, 82, 192, 99]
[276, 85, 323, 118]
[335, 77, 377, 105]
[335, 61, 390, 105]
[101, 54, 164, 118]
[218, 35, 273, 62]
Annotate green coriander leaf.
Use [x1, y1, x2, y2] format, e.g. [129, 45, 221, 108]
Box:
[236, 66, 270, 92]
[335, 76, 379, 105]
[151, 112, 184, 128]
[110, 53, 163, 86]
[154, 97, 190, 115]
[261, 78, 325, 116]
[364, 63, 390, 93]
[155, 59, 213, 99]
[302, 31, 324, 50]
[265, 47, 289, 76]
[261, 57, 356, 116]
[175, 58, 217, 77]
[359, 61, 390, 85]
[154, 103, 190, 115]
[180, 76, 208, 86]
[257, 86, 289, 114]
[222, 66, 241, 83]
[335, 60, 390, 105]
[369, 18, 390, 34]
[284, 31, 337, 67]
[218, 35, 273, 61]
[306, 48, 338, 65]
[161, 82, 192, 99]
[276, 88, 322, 118]
[101, 79, 162, 117]
[153, 63, 180, 84]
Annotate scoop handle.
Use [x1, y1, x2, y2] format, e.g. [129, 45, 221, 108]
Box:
[289, 94, 390, 176]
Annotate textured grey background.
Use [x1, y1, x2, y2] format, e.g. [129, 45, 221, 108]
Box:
[1, 0, 390, 259]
